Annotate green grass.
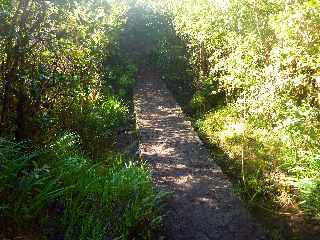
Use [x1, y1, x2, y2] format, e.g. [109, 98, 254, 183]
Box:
[194, 104, 320, 237]
[0, 133, 164, 239]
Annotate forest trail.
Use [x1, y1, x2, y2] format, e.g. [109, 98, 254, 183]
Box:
[134, 68, 266, 240]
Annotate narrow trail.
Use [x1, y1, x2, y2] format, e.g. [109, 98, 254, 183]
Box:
[134, 68, 266, 240]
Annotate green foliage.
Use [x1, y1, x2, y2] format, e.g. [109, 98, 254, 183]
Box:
[0, 0, 128, 141]
[59, 93, 129, 158]
[3, 0, 319, 237]
[0, 134, 163, 239]
[104, 61, 138, 98]
[0, 138, 62, 223]
[147, 0, 320, 236]
[0, 1, 163, 239]
[63, 158, 162, 239]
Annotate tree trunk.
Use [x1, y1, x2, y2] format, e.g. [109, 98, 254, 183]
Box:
[15, 90, 27, 140]
[0, 67, 15, 134]
[200, 44, 209, 77]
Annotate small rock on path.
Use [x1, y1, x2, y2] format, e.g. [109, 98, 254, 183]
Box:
[134, 68, 266, 240]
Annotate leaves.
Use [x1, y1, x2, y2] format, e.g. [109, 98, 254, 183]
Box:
[149, 0, 320, 226]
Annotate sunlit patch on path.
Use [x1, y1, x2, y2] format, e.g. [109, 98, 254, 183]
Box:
[134, 68, 266, 240]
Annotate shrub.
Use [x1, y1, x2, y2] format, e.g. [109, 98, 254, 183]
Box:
[0, 134, 164, 239]
[0, 138, 62, 227]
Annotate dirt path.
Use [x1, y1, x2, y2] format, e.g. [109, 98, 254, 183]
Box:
[134, 68, 266, 240]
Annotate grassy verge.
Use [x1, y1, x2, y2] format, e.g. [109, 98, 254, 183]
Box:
[194, 105, 320, 239]
[0, 132, 164, 240]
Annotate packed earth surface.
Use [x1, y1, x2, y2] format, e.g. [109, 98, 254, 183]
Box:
[134, 68, 266, 240]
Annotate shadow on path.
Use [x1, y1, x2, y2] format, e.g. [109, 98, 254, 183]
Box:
[134, 68, 266, 240]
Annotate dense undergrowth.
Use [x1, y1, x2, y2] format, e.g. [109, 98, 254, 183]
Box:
[0, 134, 162, 239]
[0, 1, 163, 239]
[144, 0, 320, 239]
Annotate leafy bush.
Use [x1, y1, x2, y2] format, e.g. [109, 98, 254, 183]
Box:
[57, 93, 129, 158]
[105, 63, 138, 98]
[0, 0, 129, 141]
[0, 138, 62, 226]
[0, 134, 163, 239]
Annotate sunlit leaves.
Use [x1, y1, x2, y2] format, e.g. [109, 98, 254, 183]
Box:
[149, 0, 320, 221]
